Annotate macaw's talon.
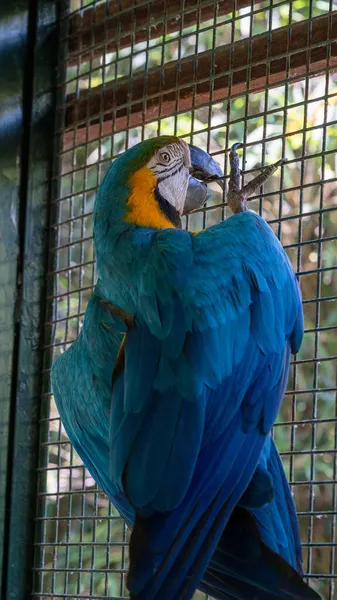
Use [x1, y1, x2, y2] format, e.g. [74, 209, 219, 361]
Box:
[231, 142, 243, 151]
[227, 144, 287, 214]
[244, 157, 288, 198]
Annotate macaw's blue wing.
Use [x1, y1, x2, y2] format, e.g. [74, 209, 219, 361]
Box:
[51, 291, 136, 526]
[108, 211, 311, 600]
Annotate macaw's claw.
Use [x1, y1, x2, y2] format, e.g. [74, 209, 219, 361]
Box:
[228, 143, 287, 214]
[231, 142, 243, 152]
[184, 142, 287, 216]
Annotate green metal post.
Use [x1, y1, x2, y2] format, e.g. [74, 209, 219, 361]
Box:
[0, 1, 60, 598]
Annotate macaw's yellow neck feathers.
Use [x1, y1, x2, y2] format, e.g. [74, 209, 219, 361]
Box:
[124, 167, 175, 229]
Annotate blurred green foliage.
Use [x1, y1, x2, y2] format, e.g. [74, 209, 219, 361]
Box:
[33, 2, 337, 599]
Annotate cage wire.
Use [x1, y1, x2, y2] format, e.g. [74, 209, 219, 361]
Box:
[32, 1, 337, 599]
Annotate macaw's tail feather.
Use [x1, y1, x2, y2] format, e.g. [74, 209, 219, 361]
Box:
[200, 507, 320, 600]
[250, 436, 303, 574]
[127, 436, 321, 600]
[126, 421, 267, 600]
[198, 438, 321, 600]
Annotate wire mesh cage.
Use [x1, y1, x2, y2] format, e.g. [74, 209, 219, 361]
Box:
[32, 1, 337, 599]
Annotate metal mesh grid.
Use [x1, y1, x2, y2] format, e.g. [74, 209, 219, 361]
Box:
[33, 1, 337, 598]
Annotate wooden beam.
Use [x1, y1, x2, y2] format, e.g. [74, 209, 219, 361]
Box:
[64, 13, 337, 149]
[68, 0, 253, 65]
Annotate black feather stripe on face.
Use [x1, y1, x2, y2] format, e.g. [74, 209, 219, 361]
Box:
[157, 163, 184, 184]
[155, 186, 182, 228]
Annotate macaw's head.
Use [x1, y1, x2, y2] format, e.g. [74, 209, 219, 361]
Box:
[94, 136, 223, 230]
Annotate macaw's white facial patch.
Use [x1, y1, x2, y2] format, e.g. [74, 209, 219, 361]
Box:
[147, 139, 191, 215]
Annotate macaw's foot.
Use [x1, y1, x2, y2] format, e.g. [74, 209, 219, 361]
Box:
[227, 143, 287, 214]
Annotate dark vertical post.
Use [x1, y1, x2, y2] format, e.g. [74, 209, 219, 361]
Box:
[0, 4, 29, 583]
[0, 1, 60, 598]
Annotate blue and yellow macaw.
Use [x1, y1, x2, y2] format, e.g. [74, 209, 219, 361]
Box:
[52, 137, 321, 600]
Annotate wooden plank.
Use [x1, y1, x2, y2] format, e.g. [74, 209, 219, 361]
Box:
[64, 13, 337, 149]
[68, 0, 253, 65]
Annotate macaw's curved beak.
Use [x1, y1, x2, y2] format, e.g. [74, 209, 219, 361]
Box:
[184, 145, 224, 214]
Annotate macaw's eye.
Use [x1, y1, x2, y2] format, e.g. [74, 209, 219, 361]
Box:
[160, 152, 171, 164]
